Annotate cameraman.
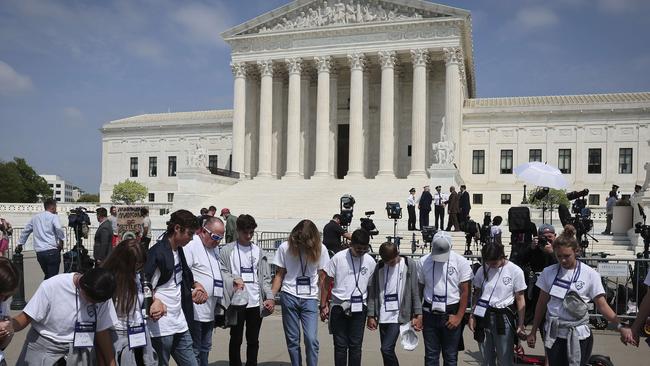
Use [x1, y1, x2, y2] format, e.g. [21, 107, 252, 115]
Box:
[530, 224, 558, 270]
[323, 214, 352, 255]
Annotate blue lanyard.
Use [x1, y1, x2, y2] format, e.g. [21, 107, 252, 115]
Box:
[203, 245, 221, 280]
[480, 265, 504, 304]
[349, 251, 363, 295]
[298, 251, 308, 277]
[554, 261, 581, 284]
[236, 242, 255, 280]
[384, 260, 401, 297]
[431, 258, 449, 300]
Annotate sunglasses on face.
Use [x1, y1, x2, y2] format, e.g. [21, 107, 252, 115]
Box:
[203, 227, 224, 241]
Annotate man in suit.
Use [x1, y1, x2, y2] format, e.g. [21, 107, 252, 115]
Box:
[459, 185, 471, 228]
[446, 186, 460, 231]
[418, 186, 433, 230]
[93, 207, 113, 265]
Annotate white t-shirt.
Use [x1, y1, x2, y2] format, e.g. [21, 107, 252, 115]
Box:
[148, 249, 188, 337]
[536, 262, 605, 339]
[323, 249, 376, 303]
[113, 274, 145, 331]
[185, 235, 223, 321]
[379, 258, 406, 324]
[23, 273, 117, 343]
[230, 243, 261, 308]
[272, 242, 330, 299]
[418, 251, 473, 305]
[472, 261, 527, 308]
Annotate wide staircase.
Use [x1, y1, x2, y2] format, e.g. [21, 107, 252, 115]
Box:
[198, 177, 639, 258]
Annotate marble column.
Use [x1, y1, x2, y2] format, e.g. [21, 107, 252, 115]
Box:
[314, 56, 332, 177]
[346, 53, 366, 178]
[271, 72, 284, 178]
[329, 72, 339, 177]
[409, 49, 429, 177]
[284, 58, 302, 178]
[377, 50, 397, 177]
[444, 47, 463, 165]
[257, 59, 274, 178]
[230, 62, 247, 176]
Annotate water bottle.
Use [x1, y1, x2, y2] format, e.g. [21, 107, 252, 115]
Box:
[141, 276, 153, 318]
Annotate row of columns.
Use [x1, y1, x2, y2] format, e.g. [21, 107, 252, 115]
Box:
[230, 47, 464, 179]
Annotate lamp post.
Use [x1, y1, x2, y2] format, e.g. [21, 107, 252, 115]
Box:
[521, 184, 528, 204]
[10, 245, 27, 310]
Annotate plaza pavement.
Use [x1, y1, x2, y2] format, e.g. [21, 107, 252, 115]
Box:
[2, 254, 646, 365]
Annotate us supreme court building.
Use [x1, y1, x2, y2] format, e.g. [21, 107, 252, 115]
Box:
[100, 0, 650, 228]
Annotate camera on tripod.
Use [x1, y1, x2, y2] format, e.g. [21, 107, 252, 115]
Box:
[636, 204, 650, 243]
[421, 226, 437, 244]
[339, 194, 355, 227]
[360, 211, 379, 237]
[68, 207, 91, 245]
[559, 188, 595, 249]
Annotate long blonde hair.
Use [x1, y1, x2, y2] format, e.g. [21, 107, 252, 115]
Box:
[288, 219, 322, 264]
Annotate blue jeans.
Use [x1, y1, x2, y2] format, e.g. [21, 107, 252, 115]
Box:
[190, 320, 214, 366]
[422, 311, 462, 366]
[477, 313, 514, 366]
[330, 305, 366, 366]
[151, 330, 198, 366]
[281, 292, 319, 366]
[379, 323, 401, 366]
[36, 249, 60, 280]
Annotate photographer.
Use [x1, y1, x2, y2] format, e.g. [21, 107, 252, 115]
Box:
[323, 214, 352, 255]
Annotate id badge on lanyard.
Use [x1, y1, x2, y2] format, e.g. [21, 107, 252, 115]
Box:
[431, 295, 447, 312]
[296, 276, 311, 296]
[384, 293, 399, 311]
[550, 278, 571, 299]
[73, 321, 96, 349]
[174, 263, 183, 286]
[241, 267, 255, 283]
[213, 279, 224, 298]
[351, 295, 363, 313]
[127, 323, 147, 349]
[474, 299, 489, 317]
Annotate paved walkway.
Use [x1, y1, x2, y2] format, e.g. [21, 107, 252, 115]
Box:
[1, 255, 646, 365]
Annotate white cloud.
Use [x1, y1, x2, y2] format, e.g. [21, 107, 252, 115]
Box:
[0, 60, 34, 96]
[172, 3, 232, 46]
[598, 0, 645, 13]
[514, 6, 559, 31]
[126, 38, 166, 62]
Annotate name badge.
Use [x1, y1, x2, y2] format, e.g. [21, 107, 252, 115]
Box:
[431, 295, 447, 313]
[127, 323, 147, 349]
[241, 267, 254, 283]
[351, 295, 363, 313]
[213, 279, 224, 298]
[174, 263, 183, 286]
[296, 276, 311, 296]
[474, 299, 489, 318]
[73, 321, 96, 348]
[550, 278, 571, 299]
[384, 293, 399, 311]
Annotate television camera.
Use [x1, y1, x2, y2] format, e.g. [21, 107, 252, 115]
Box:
[385, 202, 402, 245]
[360, 211, 379, 238]
[559, 188, 596, 250]
[461, 211, 493, 255]
[65, 207, 94, 273]
[339, 194, 355, 227]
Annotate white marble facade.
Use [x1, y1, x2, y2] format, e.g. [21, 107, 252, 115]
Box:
[100, 0, 650, 212]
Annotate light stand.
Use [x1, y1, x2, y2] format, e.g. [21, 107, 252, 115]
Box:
[386, 202, 402, 248]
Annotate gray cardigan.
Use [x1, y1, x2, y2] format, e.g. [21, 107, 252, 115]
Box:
[367, 256, 422, 324]
[218, 242, 273, 317]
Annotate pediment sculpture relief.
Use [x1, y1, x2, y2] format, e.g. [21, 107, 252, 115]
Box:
[252, 1, 444, 34]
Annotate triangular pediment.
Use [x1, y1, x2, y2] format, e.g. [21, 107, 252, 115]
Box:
[221, 0, 470, 38]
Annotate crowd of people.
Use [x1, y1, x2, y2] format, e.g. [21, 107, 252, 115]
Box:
[0, 198, 649, 366]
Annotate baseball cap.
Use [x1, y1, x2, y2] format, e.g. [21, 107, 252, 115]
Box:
[220, 208, 230, 216]
[400, 323, 419, 351]
[431, 231, 452, 262]
[537, 223, 555, 236]
[409, 188, 416, 193]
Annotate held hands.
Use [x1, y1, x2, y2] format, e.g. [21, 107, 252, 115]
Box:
[526, 332, 536, 348]
[411, 315, 423, 331]
[367, 317, 378, 331]
[150, 299, 167, 321]
[0, 319, 14, 339]
[319, 305, 329, 322]
[619, 326, 638, 347]
[263, 299, 275, 314]
[516, 325, 527, 341]
[192, 283, 208, 304]
[445, 314, 462, 330]
[233, 278, 245, 290]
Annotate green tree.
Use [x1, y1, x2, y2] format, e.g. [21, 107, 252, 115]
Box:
[0, 158, 52, 202]
[111, 180, 148, 205]
[528, 187, 570, 209]
[77, 193, 100, 202]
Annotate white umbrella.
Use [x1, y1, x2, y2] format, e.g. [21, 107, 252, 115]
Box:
[513, 162, 569, 189]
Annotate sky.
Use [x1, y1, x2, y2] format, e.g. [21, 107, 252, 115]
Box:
[1, 0, 649, 193]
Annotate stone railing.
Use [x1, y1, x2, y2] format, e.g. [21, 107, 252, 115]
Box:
[0, 202, 173, 216]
